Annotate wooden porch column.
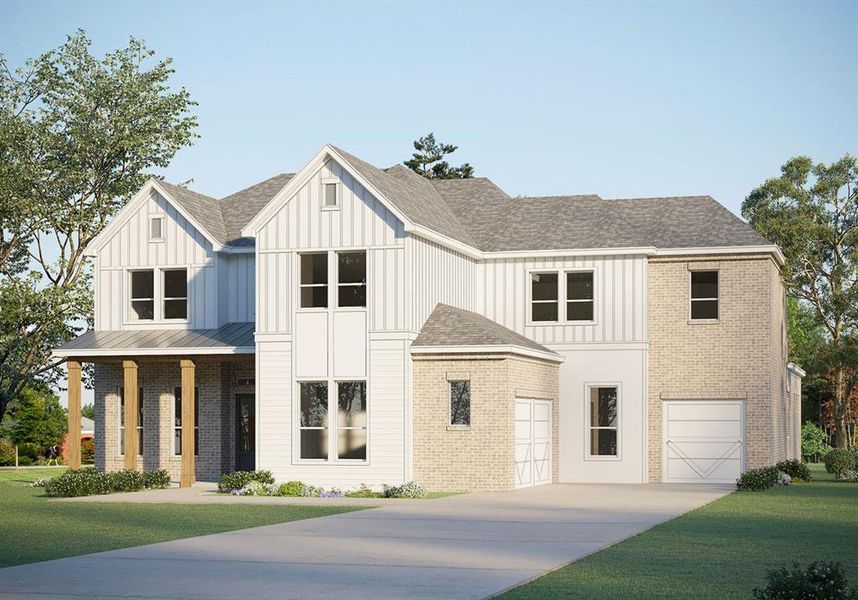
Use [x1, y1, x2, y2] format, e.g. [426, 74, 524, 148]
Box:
[180, 359, 196, 488]
[122, 360, 139, 470]
[66, 360, 82, 470]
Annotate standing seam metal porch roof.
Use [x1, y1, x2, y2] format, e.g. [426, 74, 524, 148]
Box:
[53, 322, 255, 357]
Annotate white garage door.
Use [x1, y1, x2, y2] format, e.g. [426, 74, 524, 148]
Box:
[663, 400, 744, 484]
[515, 399, 552, 488]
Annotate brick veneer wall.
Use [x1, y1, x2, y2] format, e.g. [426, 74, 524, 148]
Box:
[412, 352, 559, 491]
[647, 254, 789, 481]
[94, 357, 254, 482]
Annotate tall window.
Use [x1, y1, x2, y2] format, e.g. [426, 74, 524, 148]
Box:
[337, 252, 366, 307]
[567, 271, 594, 321]
[299, 382, 328, 459]
[149, 216, 164, 241]
[337, 382, 367, 460]
[130, 270, 154, 320]
[449, 380, 471, 426]
[531, 272, 558, 322]
[300, 254, 328, 308]
[173, 387, 199, 456]
[119, 387, 143, 456]
[163, 269, 188, 319]
[690, 271, 719, 320]
[588, 386, 618, 457]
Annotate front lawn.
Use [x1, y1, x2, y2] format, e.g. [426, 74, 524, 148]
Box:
[501, 464, 858, 599]
[0, 468, 367, 568]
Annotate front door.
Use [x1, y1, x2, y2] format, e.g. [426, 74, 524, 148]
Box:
[235, 394, 255, 471]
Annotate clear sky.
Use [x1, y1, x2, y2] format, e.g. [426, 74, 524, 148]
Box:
[2, 0, 856, 219]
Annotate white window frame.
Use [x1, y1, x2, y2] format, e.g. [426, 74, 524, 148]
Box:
[448, 378, 471, 429]
[526, 267, 598, 326]
[126, 267, 190, 324]
[689, 269, 719, 322]
[118, 386, 143, 457]
[564, 268, 597, 323]
[321, 178, 341, 211]
[298, 252, 329, 310]
[335, 250, 367, 309]
[172, 386, 199, 457]
[583, 382, 621, 461]
[294, 378, 370, 465]
[528, 271, 560, 324]
[148, 214, 165, 242]
[128, 269, 156, 322]
[162, 268, 188, 321]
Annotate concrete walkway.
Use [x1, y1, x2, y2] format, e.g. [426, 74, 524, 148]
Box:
[0, 483, 731, 600]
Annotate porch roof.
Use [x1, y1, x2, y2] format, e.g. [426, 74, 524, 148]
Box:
[53, 322, 255, 359]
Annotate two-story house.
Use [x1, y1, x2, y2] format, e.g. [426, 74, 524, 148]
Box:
[54, 145, 805, 490]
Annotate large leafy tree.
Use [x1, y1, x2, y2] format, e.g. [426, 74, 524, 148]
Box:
[742, 155, 857, 447]
[404, 133, 474, 179]
[0, 31, 198, 422]
[7, 386, 67, 452]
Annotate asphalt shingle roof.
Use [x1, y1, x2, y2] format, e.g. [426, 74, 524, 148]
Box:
[413, 304, 556, 355]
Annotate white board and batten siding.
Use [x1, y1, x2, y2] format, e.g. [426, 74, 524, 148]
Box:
[95, 190, 219, 331]
[254, 157, 410, 485]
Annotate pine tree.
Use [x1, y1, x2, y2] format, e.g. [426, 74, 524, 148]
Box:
[404, 133, 474, 179]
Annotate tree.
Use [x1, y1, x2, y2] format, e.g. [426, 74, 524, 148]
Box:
[404, 133, 474, 179]
[8, 387, 67, 452]
[742, 155, 857, 447]
[0, 31, 198, 422]
[81, 403, 94, 420]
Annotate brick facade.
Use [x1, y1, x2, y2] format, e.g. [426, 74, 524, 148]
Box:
[412, 352, 559, 491]
[94, 356, 254, 482]
[647, 254, 794, 481]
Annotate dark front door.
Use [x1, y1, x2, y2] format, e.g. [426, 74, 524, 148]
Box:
[235, 394, 255, 471]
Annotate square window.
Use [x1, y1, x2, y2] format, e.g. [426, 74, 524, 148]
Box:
[300, 254, 328, 308]
[690, 271, 719, 320]
[449, 380, 471, 426]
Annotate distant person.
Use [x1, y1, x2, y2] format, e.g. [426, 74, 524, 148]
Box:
[46, 445, 59, 466]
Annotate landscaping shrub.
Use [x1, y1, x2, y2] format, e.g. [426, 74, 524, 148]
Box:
[383, 481, 426, 499]
[824, 448, 857, 478]
[142, 469, 171, 489]
[737, 466, 780, 491]
[319, 487, 343, 498]
[0, 438, 16, 466]
[44, 467, 113, 497]
[300, 484, 323, 497]
[15, 456, 33, 466]
[217, 470, 275, 493]
[775, 459, 812, 482]
[81, 438, 95, 463]
[346, 484, 383, 498]
[230, 481, 273, 496]
[753, 561, 857, 599]
[842, 470, 858, 483]
[275, 481, 304, 497]
[17, 442, 43, 463]
[107, 469, 146, 492]
[801, 422, 831, 462]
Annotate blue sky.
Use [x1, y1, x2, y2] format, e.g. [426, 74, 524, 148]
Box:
[2, 1, 856, 217]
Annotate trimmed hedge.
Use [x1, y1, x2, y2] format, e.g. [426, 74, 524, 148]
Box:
[775, 459, 812, 482]
[753, 561, 857, 599]
[737, 466, 781, 491]
[824, 448, 858, 478]
[44, 468, 171, 497]
[217, 470, 275, 493]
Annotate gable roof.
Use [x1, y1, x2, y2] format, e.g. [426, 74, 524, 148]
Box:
[156, 181, 229, 244]
[220, 173, 294, 244]
[412, 304, 562, 362]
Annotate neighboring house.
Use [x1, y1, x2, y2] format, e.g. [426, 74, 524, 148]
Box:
[60, 416, 95, 462]
[54, 145, 804, 491]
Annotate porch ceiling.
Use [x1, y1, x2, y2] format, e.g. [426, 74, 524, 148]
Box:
[53, 322, 255, 359]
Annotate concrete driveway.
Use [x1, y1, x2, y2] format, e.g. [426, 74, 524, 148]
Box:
[0, 483, 730, 600]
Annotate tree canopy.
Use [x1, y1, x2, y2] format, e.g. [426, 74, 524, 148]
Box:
[743, 155, 857, 447]
[0, 31, 198, 422]
[7, 387, 67, 451]
[404, 133, 474, 179]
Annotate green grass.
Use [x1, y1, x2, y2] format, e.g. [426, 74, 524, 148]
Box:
[501, 464, 858, 599]
[0, 467, 368, 568]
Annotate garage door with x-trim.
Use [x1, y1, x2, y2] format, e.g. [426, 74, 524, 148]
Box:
[515, 398, 552, 488]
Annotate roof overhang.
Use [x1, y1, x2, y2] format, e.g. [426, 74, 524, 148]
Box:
[652, 245, 785, 266]
[787, 362, 807, 378]
[410, 344, 564, 363]
[53, 346, 254, 359]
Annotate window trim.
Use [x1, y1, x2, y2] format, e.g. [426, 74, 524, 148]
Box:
[148, 214, 165, 242]
[689, 269, 720, 322]
[118, 386, 144, 457]
[128, 269, 155, 322]
[564, 268, 597, 324]
[447, 378, 471, 429]
[583, 382, 622, 461]
[172, 386, 200, 457]
[321, 178, 341, 211]
[526, 267, 598, 326]
[125, 267, 190, 325]
[294, 378, 370, 465]
[528, 271, 560, 324]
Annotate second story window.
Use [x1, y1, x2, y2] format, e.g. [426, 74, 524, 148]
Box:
[300, 253, 328, 308]
[130, 270, 154, 321]
[163, 269, 188, 319]
[337, 252, 366, 307]
[567, 271, 594, 321]
[531, 272, 558, 322]
[690, 271, 719, 320]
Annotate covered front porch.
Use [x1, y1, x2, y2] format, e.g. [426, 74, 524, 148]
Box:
[55, 323, 256, 487]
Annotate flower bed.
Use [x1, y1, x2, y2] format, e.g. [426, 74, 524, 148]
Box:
[217, 471, 427, 499]
[43, 467, 171, 497]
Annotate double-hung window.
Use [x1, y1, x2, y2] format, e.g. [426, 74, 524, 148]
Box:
[531, 273, 559, 322]
[588, 386, 618, 457]
[119, 386, 144, 456]
[163, 269, 188, 319]
[130, 271, 155, 320]
[299, 381, 368, 461]
[129, 268, 187, 321]
[173, 386, 199, 456]
[690, 270, 719, 320]
[300, 254, 328, 308]
[566, 271, 594, 321]
[337, 252, 366, 307]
